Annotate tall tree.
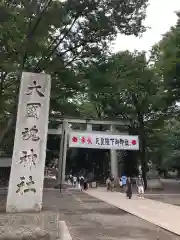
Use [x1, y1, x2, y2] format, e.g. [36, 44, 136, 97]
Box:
[156, 118, 180, 176]
[80, 51, 166, 188]
[0, 0, 149, 148]
[148, 13, 180, 175]
[152, 12, 180, 105]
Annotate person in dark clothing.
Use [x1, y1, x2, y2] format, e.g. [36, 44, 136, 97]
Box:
[126, 177, 132, 199]
[84, 178, 88, 190]
[109, 175, 115, 191]
[69, 175, 73, 186]
[79, 176, 84, 191]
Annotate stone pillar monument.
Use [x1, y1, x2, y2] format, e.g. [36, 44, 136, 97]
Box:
[6, 72, 51, 212]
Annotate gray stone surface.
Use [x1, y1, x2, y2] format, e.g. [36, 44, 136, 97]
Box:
[145, 194, 180, 206]
[7, 72, 51, 212]
[0, 212, 59, 240]
[0, 228, 50, 240]
[43, 189, 180, 240]
[147, 179, 163, 189]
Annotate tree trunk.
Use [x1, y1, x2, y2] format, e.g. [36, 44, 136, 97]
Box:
[0, 72, 21, 148]
[131, 94, 147, 190]
[0, 72, 7, 117]
[141, 154, 147, 190]
[0, 100, 18, 148]
[138, 112, 147, 190]
[0, 116, 15, 148]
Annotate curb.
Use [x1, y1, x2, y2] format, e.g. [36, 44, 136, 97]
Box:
[58, 221, 72, 240]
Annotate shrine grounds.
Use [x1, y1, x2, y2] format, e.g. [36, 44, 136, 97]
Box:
[0, 188, 180, 239]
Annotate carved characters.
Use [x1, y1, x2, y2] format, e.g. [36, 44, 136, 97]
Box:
[16, 176, 36, 195]
[15, 79, 46, 196]
[25, 80, 44, 97]
[16, 176, 26, 195]
[26, 103, 41, 119]
[21, 125, 40, 141]
[19, 149, 37, 169]
[24, 176, 36, 193]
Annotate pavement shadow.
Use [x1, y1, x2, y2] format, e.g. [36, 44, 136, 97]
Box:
[73, 222, 178, 240]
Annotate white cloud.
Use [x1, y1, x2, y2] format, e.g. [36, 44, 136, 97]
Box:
[113, 0, 179, 53]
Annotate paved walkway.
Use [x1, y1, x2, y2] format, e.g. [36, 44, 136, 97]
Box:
[86, 188, 180, 236]
[43, 189, 180, 240]
[0, 188, 179, 239]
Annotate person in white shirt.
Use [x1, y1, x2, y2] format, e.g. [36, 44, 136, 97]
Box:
[73, 176, 77, 188]
[106, 177, 110, 191]
[136, 175, 144, 199]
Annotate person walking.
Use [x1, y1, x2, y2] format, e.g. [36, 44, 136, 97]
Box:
[84, 178, 88, 190]
[70, 175, 73, 186]
[136, 175, 145, 199]
[73, 176, 77, 188]
[77, 176, 80, 189]
[79, 175, 84, 191]
[121, 175, 127, 193]
[110, 175, 115, 191]
[106, 177, 111, 191]
[119, 177, 123, 188]
[126, 177, 132, 199]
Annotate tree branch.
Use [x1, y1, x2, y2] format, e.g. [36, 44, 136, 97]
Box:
[29, 0, 53, 39]
[0, 72, 8, 116]
[64, 49, 83, 68]
[0, 72, 7, 97]
[34, 16, 80, 72]
[4, 0, 53, 64]
[0, 0, 55, 148]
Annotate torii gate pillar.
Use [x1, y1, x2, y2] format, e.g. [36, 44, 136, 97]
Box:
[58, 120, 68, 185]
[110, 125, 118, 180]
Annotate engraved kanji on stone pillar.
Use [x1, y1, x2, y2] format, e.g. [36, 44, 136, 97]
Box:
[6, 72, 51, 213]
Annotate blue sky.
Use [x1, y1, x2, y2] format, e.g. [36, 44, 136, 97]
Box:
[113, 0, 179, 52]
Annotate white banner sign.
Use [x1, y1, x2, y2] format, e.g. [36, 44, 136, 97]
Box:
[69, 132, 139, 150]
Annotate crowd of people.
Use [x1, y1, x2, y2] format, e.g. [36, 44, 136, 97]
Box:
[106, 174, 145, 199]
[68, 173, 145, 198]
[68, 175, 88, 191]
